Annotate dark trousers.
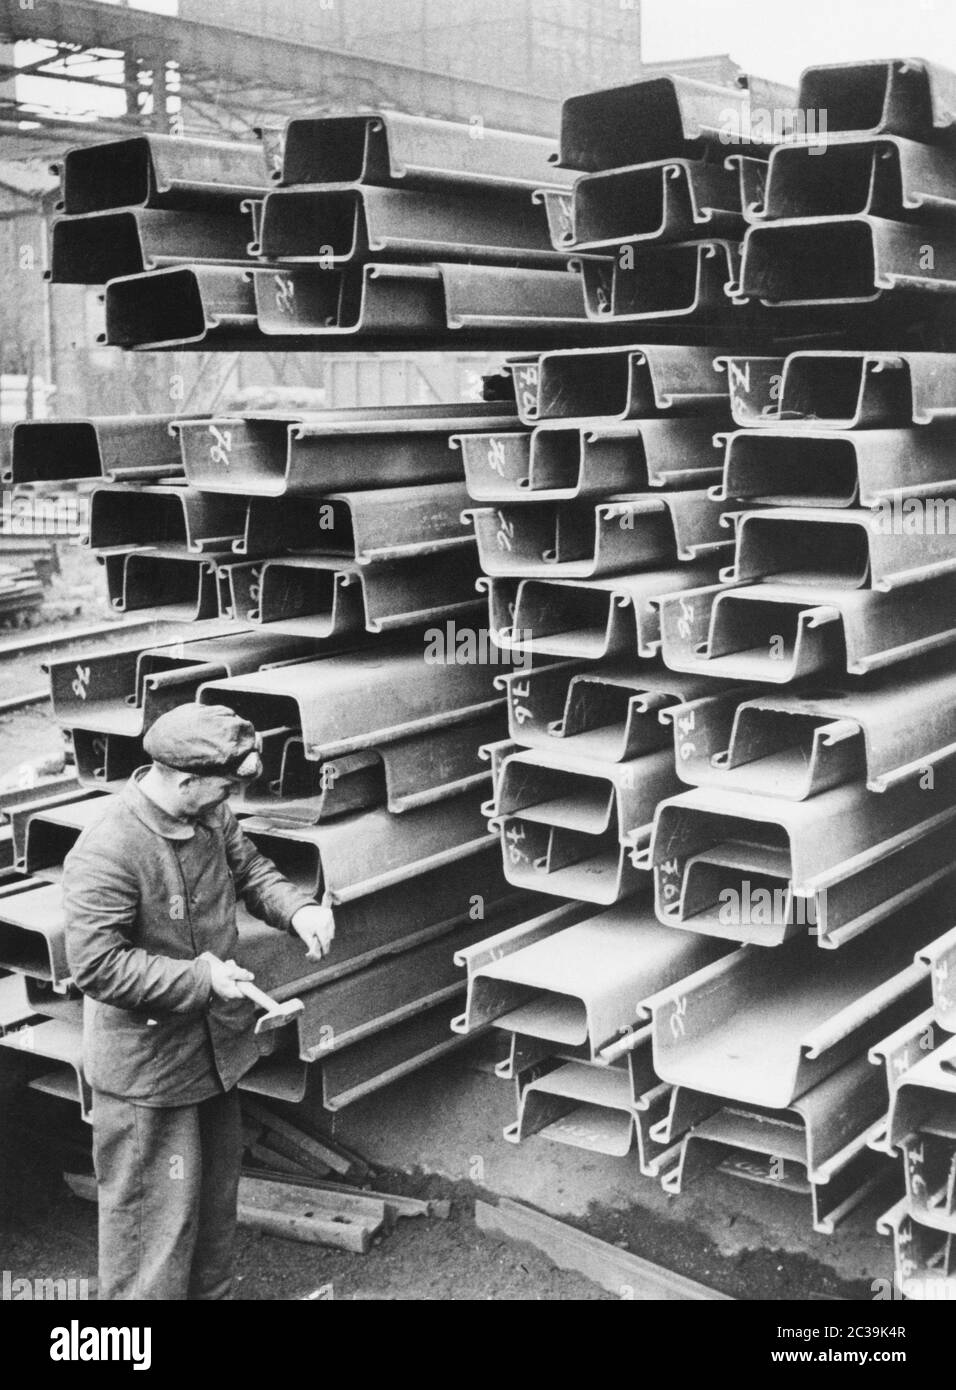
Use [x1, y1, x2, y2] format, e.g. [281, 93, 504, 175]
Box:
[91, 1086, 242, 1301]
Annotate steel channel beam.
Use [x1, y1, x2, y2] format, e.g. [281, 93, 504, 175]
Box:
[885, 1032, 956, 1148]
[255, 552, 482, 637]
[250, 262, 594, 345]
[556, 75, 799, 172]
[317, 999, 488, 1112]
[715, 424, 956, 507]
[275, 112, 568, 193]
[718, 351, 956, 429]
[512, 344, 729, 424]
[878, 1197, 956, 1295]
[238, 790, 490, 902]
[454, 899, 729, 1053]
[481, 567, 719, 661]
[294, 917, 495, 1063]
[103, 266, 298, 352]
[101, 549, 225, 621]
[466, 490, 730, 579]
[6, 789, 102, 868]
[255, 184, 569, 269]
[22, 797, 111, 876]
[493, 745, 678, 904]
[575, 240, 739, 322]
[254, 481, 472, 560]
[795, 59, 956, 142]
[641, 778, 956, 948]
[641, 879, 955, 1107]
[47, 630, 315, 735]
[734, 215, 956, 306]
[540, 158, 746, 252]
[724, 506, 956, 592]
[239, 704, 504, 819]
[7, 414, 195, 485]
[87, 485, 249, 553]
[654, 574, 956, 681]
[71, 728, 149, 789]
[48, 207, 256, 284]
[56, 133, 270, 215]
[0, 1016, 92, 1121]
[175, 406, 518, 496]
[753, 135, 956, 224]
[916, 929, 956, 1034]
[658, 1053, 891, 1233]
[0, 880, 73, 988]
[198, 645, 505, 765]
[454, 416, 724, 502]
[663, 657, 956, 796]
[497, 662, 719, 762]
[504, 1045, 676, 1174]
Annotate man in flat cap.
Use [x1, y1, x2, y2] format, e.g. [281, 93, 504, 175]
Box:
[63, 703, 334, 1301]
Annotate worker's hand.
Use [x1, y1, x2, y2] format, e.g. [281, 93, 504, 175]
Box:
[291, 905, 335, 962]
[200, 952, 254, 1001]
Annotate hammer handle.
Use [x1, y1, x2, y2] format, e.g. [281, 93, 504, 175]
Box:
[237, 981, 280, 1011]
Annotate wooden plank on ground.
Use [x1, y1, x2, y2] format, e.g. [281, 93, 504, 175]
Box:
[474, 1198, 732, 1301]
[241, 1097, 353, 1175]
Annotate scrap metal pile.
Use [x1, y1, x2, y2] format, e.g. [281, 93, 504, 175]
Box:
[2, 57, 956, 1290]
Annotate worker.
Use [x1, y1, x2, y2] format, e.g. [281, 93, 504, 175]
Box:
[62, 702, 334, 1301]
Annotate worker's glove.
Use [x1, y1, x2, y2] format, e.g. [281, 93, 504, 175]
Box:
[290, 905, 335, 962]
[200, 952, 254, 1001]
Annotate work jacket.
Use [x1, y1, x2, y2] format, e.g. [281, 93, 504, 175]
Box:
[62, 770, 314, 1106]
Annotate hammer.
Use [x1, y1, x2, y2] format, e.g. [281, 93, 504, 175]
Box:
[237, 981, 304, 1035]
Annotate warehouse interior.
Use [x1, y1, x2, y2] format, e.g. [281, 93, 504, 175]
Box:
[1, 0, 956, 1312]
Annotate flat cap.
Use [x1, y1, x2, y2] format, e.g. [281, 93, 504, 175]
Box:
[143, 703, 261, 779]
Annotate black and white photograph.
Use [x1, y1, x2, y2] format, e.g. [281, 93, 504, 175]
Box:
[0, 0, 954, 1350]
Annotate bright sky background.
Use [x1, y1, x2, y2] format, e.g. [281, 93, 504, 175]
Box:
[643, 0, 956, 84]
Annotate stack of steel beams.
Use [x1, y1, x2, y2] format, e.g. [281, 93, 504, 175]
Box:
[448, 58, 956, 1247]
[7, 62, 956, 1265]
